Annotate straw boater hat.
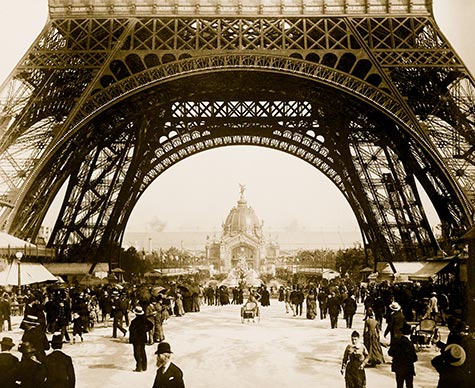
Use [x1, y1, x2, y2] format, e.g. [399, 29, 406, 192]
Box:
[134, 306, 144, 315]
[0, 337, 15, 349]
[18, 341, 36, 354]
[389, 302, 401, 312]
[23, 315, 40, 325]
[444, 344, 466, 367]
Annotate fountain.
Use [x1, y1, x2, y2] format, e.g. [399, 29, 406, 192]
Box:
[220, 253, 262, 288]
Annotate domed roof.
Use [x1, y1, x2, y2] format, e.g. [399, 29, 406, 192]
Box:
[223, 186, 263, 239]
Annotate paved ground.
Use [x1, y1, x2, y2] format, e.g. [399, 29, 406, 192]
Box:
[5, 300, 442, 388]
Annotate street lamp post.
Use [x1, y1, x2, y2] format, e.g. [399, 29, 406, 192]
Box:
[15, 251, 23, 296]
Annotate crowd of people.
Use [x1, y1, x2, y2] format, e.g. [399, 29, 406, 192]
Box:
[0, 275, 473, 387]
[274, 277, 473, 388]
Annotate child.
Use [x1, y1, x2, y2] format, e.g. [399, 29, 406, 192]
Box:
[72, 312, 85, 343]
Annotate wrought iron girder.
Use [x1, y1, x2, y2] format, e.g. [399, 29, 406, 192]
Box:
[8, 110, 134, 239]
[70, 55, 414, 132]
[48, 0, 431, 18]
[51, 130, 136, 246]
[118, 17, 364, 52]
[348, 141, 426, 256]
[351, 17, 463, 68]
[391, 66, 475, 205]
[398, 141, 467, 243]
[0, 17, 131, 212]
[7, 134, 88, 239]
[170, 99, 313, 121]
[22, 18, 130, 68]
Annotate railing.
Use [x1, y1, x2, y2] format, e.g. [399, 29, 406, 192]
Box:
[48, 0, 431, 17]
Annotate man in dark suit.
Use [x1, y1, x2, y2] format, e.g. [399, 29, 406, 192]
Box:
[388, 323, 418, 388]
[0, 336, 19, 388]
[21, 315, 50, 362]
[384, 301, 407, 345]
[327, 292, 341, 329]
[17, 341, 47, 388]
[152, 342, 185, 388]
[129, 305, 153, 372]
[45, 332, 75, 388]
[111, 291, 127, 338]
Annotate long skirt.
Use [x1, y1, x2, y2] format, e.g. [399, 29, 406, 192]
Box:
[306, 299, 317, 319]
[363, 332, 385, 366]
[345, 364, 366, 388]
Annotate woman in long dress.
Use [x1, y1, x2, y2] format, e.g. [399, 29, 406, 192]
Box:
[363, 307, 385, 367]
[306, 288, 317, 319]
[341, 330, 369, 388]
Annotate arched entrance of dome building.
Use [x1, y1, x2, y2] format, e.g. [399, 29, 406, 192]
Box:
[230, 246, 259, 271]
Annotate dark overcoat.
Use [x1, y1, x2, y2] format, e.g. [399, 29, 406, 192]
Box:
[152, 362, 185, 388]
[0, 352, 20, 388]
[45, 350, 75, 388]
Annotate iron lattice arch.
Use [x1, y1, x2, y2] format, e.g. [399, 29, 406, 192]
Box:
[0, 1, 474, 263]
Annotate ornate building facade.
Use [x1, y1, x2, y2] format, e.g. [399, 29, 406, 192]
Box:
[206, 186, 279, 273]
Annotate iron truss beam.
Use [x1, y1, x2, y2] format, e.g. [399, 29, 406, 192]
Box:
[49, 0, 431, 18]
[0, 3, 473, 263]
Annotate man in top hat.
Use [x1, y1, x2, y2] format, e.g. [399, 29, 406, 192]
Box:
[152, 342, 185, 388]
[21, 315, 50, 362]
[129, 305, 153, 372]
[384, 301, 406, 345]
[45, 332, 75, 388]
[0, 336, 19, 388]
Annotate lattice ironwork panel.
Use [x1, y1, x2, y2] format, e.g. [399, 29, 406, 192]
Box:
[50, 129, 136, 246]
[351, 17, 463, 68]
[122, 17, 361, 52]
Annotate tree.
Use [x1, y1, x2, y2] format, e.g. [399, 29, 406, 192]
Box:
[295, 249, 337, 269]
[120, 246, 153, 279]
[335, 247, 367, 280]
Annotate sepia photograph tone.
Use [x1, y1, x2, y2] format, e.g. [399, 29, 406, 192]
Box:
[0, 1, 474, 387]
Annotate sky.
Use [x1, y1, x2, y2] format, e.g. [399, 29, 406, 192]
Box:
[0, 1, 474, 240]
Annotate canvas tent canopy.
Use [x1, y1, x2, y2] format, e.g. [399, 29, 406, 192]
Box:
[0, 260, 57, 286]
[0, 232, 35, 248]
[408, 261, 452, 282]
[0, 232, 35, 257]
[0, 232, 55, 258]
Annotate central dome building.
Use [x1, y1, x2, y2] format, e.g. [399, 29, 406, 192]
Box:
[206, 185, 279, 273]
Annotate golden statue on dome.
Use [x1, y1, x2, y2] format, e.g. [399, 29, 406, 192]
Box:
[239, 183, 246, 199]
